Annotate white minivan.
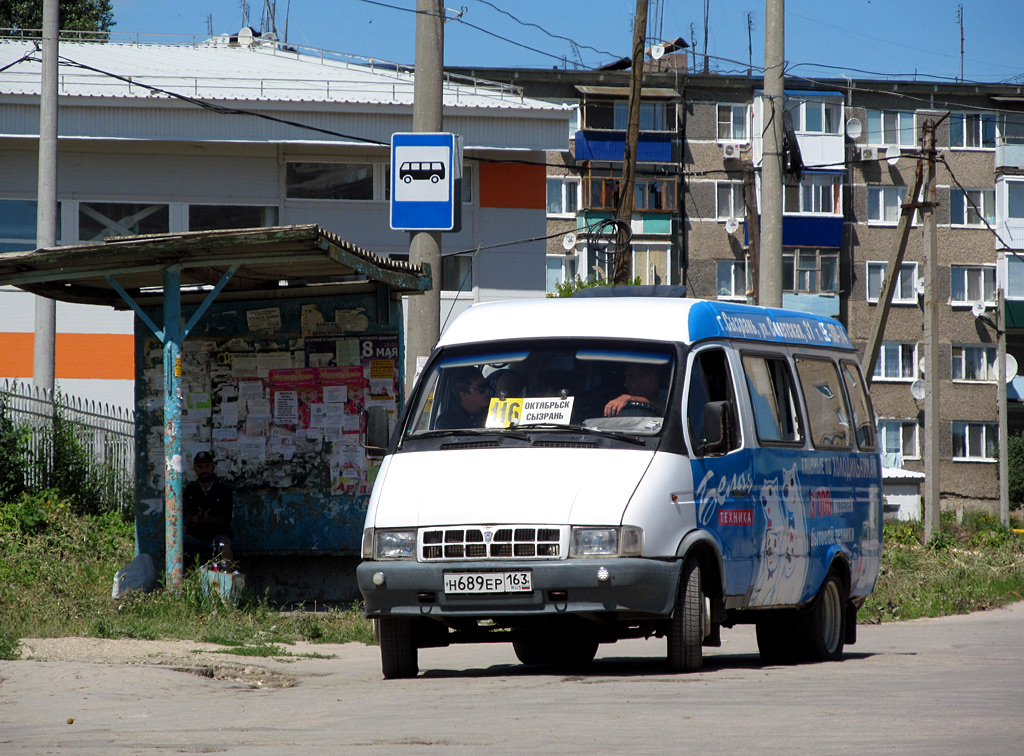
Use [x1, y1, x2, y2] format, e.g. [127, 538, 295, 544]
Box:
[359, 290, 883, 678]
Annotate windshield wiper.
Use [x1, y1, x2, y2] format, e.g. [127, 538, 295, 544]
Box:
[514, 423, 651, 447]
[412, 427, 533, 442]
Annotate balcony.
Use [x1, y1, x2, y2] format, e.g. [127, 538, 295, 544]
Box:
[995, 137, 1024, 170]
[574, 130, 675, 163]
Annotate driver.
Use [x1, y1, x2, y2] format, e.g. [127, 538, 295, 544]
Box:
[604, 363, 663, 417]
[436, 366, 492, 429]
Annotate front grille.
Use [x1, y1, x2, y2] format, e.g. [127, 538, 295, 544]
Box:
[421, 525, 563, 561]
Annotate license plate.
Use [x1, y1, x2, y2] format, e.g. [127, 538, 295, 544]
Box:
[443, 571, 533, 594]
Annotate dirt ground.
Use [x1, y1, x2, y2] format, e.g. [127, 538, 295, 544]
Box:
[15, 636, 362, 689]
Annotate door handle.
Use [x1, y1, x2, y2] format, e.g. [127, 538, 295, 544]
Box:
[731, 488, 750, 496]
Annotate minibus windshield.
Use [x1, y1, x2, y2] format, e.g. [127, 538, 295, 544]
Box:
[404, 340, 675, 437]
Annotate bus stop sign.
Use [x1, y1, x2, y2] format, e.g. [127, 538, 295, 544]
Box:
[390, 132, 462, 232]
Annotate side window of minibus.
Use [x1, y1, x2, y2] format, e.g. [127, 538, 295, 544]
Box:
[740, 353, 803, 444]
[840, 360, 878, 451]
[794, 356, 853, 449]
[686, 348, 740, 453]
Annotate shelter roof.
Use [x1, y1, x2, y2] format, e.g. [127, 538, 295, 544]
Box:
[0, 224, 429, 309]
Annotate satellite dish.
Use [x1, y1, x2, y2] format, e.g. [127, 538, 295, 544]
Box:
[651, 43, 666, 60]
[724, 217, 740, 234]
[971, 302, 986, 318]
[910, 380, 926, 401]
[237, 27, 254, 46]
[1007, 354, 1019, 383]
[562, 232, 577, 251]
[885, 145, 901, 166]
[915, 278, 925, 296]
[918, 357, 926, 375]
[846, 118, 863, 139]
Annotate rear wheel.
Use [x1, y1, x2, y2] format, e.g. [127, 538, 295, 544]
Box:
[799, 570, 847, 662]
[667, 556, 704, 672]
[379, 617, 418, 679]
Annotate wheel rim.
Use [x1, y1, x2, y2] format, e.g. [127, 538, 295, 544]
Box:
[821, 579, 842, 655]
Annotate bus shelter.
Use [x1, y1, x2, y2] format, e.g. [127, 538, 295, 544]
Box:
[0, 224, 429, 599]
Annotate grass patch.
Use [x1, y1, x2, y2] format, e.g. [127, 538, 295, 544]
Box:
[862, 513, 1024, 623]
[0, 490, 374, 647]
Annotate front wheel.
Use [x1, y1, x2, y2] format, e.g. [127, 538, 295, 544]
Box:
[667, 556, 704, 672]
[379, 617, 418, 679]
[799, 570, 847, 662]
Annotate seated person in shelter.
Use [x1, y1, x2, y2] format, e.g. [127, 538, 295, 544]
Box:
[435, 366, 491, 429]
[183, 451, 234, 566]
[604, 363, 664, 417]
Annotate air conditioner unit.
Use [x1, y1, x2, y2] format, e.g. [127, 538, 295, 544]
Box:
[722, 143, 742, 160]
[859, 146, 879, 161]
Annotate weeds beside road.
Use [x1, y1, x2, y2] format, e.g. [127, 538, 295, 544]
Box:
[1, 491, 1023, 661]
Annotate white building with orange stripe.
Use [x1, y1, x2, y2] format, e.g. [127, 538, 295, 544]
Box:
[0, 33, 570, 410]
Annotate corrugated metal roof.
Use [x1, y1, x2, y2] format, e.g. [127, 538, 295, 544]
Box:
[882, 467, 926, 480]
[0, 39, 565, 112]
[0, 224, 431, 308]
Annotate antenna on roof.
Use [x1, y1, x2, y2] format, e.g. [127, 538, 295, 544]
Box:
[260, 0, 278, 38]
[206, 14, 214, 37]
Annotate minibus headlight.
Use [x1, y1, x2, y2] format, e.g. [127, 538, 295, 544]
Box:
[570, 527, 619, 557]
[374, 529, 418, 560]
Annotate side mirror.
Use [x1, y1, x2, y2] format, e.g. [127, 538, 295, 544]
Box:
[363, 406, 390, 458]
[700, 400, 733, 457]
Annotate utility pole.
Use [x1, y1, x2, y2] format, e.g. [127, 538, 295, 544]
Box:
[742, 162, 760, 305]
[34, 0, 58, 397]
[613, 0, 648, 286]
[921, 119, 941, 543]
[405, 0, 444, 394]
[998, 287, 1009, 526]
[759, 0, 784, 308]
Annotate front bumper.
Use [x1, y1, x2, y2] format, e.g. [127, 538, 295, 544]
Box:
[357, 558, 680, 619]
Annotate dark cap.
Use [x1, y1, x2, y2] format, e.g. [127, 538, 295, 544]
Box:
[193, 451, 214, 464]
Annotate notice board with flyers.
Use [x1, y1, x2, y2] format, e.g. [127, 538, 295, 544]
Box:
[134, 291, 402, 560]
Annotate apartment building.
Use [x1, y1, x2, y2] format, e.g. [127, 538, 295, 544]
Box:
[462, 64, 1024, 514]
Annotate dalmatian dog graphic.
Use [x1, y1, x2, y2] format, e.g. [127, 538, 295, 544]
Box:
[750, 464, 808, 606]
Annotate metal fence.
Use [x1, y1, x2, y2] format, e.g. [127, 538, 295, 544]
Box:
[0, 379, 135, 507]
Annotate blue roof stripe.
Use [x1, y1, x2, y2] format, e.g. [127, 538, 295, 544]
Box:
[687, 300, 853, 349]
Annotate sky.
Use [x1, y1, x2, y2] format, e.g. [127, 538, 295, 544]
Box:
[110, 0, 1024, 84]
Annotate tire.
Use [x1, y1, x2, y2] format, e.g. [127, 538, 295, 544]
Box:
[799, 570, 847, 662]
[513, 636, 556, 666]
[667, 557, 704, 672]
[379, 617, 418, 679]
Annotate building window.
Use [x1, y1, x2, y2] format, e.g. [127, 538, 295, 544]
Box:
[878, 419, 919, 459]
[950, 265, 996, 305]
[79, 202, 168, 242]
[952, 345, 997, 381]
[0, 199, 60, 253]
[584, 173, 677, 212]
[950, 113, 996, 149]
[873, 342, 918, 382]
[949, 189, 995, 227]
[866, 261, 918, 304]
[461, 163, 474, 204]
[866, 109, 916, 146]
[785, 98, 841, 135]
[782, 249, 838, 293]
[546, 254, 578, 294]
[784, 174, 841, 214]
[867, 186, 907, 224]
[442, 254, 473, 292]
[286, 162, 375, 200]
[611, 100, 672, 131]
[1000, 113, 1024, 145]
[952, 421, 997, 461]
[1007, 181, 1024, 220]
[716, 181, 745, 220]
[546, 177, 579, 216]
[717, 104, 748, 141]
[717, 258, 747, 300]
[188, 205, 279, 231]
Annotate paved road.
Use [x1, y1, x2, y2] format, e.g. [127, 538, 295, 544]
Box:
[2, 602, 1023, 755]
